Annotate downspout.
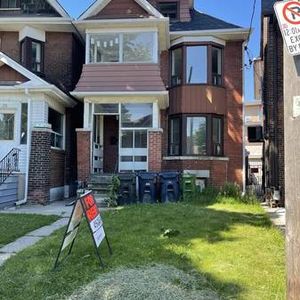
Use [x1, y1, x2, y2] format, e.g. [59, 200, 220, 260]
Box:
[15, 88, 31, 205]
[242, 41, 246, 194]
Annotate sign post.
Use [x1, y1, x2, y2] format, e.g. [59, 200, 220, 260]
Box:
[274, 0, 300, 56]
[54, 191, 112, 269]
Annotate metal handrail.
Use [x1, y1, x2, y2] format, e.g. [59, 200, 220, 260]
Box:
[0, 148, 20, 186]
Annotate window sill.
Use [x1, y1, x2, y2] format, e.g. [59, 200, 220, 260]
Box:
[0, 8, 21, 11]
[163, 156, 229, 161]
[50, 147, 65, 152]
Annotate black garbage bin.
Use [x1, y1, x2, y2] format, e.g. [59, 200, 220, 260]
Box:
[138, 172, 158, 204]
[159, 172, 180, 203]
[118, 173, 137, 205]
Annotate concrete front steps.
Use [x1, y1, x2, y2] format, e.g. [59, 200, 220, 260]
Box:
[88, 174, 113, 207]
[0, 174, 19, 208]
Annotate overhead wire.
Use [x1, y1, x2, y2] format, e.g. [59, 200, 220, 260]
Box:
[244, 0, 258, 69]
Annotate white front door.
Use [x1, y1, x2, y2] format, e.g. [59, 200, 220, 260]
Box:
[119, 129, 148, 172]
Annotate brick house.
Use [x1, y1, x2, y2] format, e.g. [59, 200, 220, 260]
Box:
[72, 0, 248, 189]
[260, 0, 285, 206]
[0, 0, 84, 206]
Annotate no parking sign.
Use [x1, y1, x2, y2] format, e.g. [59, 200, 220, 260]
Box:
[274, 1, 300, 56]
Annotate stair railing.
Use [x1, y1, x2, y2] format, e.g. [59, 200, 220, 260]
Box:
[0, 148, 20, 186]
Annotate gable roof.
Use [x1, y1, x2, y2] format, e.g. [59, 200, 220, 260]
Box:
[0, 52, 75, 107]
[170, 9, 242, 32]
[79, 0, 164, 20]
[47, 0, 71, 19]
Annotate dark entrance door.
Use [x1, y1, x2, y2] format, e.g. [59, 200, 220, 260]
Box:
[103, 115, 119, 173]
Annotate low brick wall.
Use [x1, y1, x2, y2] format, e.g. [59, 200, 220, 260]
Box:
[163, 158, 229, 188]
[76, 129, 91, 183]
[50, 149, 65, 188]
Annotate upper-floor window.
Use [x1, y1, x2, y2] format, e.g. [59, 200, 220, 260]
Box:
[89, 32, 157, 64]
[158, 2, 178, 21]
[21, 38, 44, 74]
[186, 46, 207, 84]
[0, 0, 20, 9]
[171, 44, 223, 87]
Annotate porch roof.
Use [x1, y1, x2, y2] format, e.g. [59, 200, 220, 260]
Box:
[73, 63, 167, 94]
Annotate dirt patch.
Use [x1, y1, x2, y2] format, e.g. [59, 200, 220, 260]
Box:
[66, 264, 219, 300]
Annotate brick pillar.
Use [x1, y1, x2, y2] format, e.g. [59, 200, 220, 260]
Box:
[148, 129, 163, 172]
[76, 129, 91, 184]
[28, 126, 51, 205]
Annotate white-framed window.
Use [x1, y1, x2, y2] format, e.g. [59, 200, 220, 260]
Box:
[0, 111, 15, 141]
[48, 108, 64, 149]
[88, 31, 158, 64]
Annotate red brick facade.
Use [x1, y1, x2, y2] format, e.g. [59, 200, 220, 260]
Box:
[148, 130, 163, 172]
[28, 128, 51, 204]
[76, 129, 91, 183]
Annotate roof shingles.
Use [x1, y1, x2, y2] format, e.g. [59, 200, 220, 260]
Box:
[170, 9, 241, 32]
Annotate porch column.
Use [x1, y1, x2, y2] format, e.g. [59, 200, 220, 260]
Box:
[148, 129, 163, 172]
[27, 125, 51, 205]
[76, 129, 91, 184]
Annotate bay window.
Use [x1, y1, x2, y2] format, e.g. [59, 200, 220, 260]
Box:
[89, 32, 157, 63]
[171, 48, 182, 86]
[0, 112, 14, 140]
[169, 118, 180, 155]
[212, 47, 222, 85]
[186, 116, 207, 155]
[186, 46, 207, 84]
[169, 114, 224, 157]
[170, 44, 223, 86]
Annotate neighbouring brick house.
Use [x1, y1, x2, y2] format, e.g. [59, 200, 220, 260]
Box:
[72, 0, 248, 189]
[260, 0, 285, 206]
[0, 0, 84, 206]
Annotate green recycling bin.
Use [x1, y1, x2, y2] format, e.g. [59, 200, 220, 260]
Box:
[181, 174, 196, 201]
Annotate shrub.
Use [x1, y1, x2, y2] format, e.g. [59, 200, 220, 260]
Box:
[219, 182, 242, 199]
[105, 175, 120, 207]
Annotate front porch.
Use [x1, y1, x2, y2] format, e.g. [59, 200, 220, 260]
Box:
[76, 99, 166, 184]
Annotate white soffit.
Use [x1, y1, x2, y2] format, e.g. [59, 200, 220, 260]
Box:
[171, 36, 226, 47]
[19, 26, 46, 42]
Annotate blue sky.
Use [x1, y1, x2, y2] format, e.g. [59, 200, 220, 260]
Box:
[59, 0, 261, 101]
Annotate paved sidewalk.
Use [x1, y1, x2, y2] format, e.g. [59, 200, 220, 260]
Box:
[0, 200, 75, 217]
[262, 203, 286, 233]
[0, 217, 68, 267]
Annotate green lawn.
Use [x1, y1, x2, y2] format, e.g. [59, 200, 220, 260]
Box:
[0, 200, 285, 300]
[0, 213, 59, 247]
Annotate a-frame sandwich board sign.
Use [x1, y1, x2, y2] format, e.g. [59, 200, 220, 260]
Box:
[54, 191, 112, 269]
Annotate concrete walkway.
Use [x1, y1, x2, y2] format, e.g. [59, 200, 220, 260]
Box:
[0, 217, 69, 266]
[262, 203, 286, 233]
